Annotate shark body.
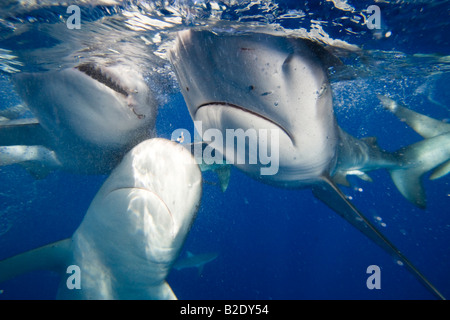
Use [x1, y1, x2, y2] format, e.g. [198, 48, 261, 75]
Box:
[0, 63, 157, 175]
[377, 95, 450, 205]
[0, 138, 202, 299]
[168, 29, 448, 299]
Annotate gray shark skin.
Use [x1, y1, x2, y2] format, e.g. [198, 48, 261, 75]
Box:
[0, 63, 157, 175]
[378, 95, 450, 201]
[168, 29, 448, 299]
[0, 138, 202, 299]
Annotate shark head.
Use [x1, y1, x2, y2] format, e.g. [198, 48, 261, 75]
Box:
[66, 138, 202, 299]
[169, 29, 341, 187]
[11, 62, 158, 173]
[14, 62, 156, 149]
[0, 138, 202, 300]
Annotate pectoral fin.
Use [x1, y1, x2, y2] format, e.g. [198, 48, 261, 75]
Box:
[0, 145, 61, 173]
[0, 118, 50, 146]
[312, 176, 445, 300]
[0, 238, 72, 283]
[214, 165, 231, 192]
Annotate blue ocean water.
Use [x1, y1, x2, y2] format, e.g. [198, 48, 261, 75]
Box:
[0, 0, 449, 300]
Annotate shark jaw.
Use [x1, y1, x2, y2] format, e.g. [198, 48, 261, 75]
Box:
[74, 63, 151, 122]
[193, 102, 287, 177]
[169, 29, 338, 186]
[196, 102, 293, 141]
[8, 61, 158, 174]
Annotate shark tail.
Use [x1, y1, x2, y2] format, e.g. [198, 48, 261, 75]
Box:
[377, 95, 450, 208]
[388, 133, 450, 208]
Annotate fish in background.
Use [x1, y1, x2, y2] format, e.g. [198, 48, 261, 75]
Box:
[173, 251, 219, 275]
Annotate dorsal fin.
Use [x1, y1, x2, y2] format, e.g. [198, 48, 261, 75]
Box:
[214, 165, 231, 192]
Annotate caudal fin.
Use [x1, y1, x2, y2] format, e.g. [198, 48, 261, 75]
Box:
[379, 96, 450, 208]
[388, 133, 450, 208]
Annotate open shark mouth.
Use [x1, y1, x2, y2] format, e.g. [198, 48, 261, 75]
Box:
[196, 102, 294, 144]
[76, 63, 145, 119]
[76, 63, 129, 97]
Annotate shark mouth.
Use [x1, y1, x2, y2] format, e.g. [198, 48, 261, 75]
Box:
[76, 63, 129, 97]
[108, 186, 176, 241]
[76, 63, 145, 119]
[196, 102, 294, 143]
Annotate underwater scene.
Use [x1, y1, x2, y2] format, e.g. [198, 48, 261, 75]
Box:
[0, 0, 449, 300]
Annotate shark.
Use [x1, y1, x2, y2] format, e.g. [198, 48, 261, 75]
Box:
[377, 95, 450, 200]
[0, 138, 202, 299]
[173, 251, 219, 275]
[0, 62, 157, 176]
[168, 29, 448, 299]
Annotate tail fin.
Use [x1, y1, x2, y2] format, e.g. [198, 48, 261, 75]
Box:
[183, 141, 231, 192]
[389, 133, 450, 208]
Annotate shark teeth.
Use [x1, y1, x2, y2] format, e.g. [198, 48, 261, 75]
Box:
[76, 63, 129, 97]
